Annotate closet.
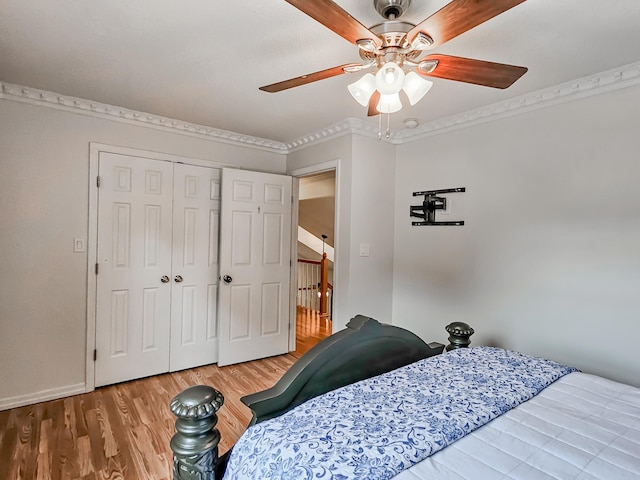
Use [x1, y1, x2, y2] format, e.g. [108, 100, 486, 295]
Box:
[94, 152, 220, 386]
[92, 150, 293, 387]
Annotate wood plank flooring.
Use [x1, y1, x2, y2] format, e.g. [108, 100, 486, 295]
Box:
[0, 312, 330, 480]
[293, 306, 332, 358]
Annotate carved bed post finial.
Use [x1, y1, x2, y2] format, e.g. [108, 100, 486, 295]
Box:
[170, 385, 224, 480]
[445, 322, 474, 351]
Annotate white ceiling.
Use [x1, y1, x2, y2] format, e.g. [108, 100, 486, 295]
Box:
[2, 1, 640, 143]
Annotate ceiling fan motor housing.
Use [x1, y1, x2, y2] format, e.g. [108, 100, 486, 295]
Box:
[374, 0, 411, 19]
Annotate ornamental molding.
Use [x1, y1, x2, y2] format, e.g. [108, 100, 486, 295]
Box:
[3, 61, 640, 154]
[0, 82, 289, 154]
[284, 60, 640, 148]
[389, 60, 640, 144]
[284, 117, 380, 153]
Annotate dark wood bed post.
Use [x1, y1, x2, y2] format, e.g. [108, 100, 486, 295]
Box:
[170, 385, 224, 480]
[445, 321, 475, 351]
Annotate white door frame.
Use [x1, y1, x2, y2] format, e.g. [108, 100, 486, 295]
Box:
[288, 159, 342, 346]
[289, 177, 299, 352]
[86, 143, 233, 392]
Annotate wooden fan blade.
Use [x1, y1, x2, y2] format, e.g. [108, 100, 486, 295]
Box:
[407, 0, 526, 49]
[418, 54, 527, 89]
[259, 63, 361, 93]
[285, 0, 382, 48]
[368, 91, 381, 116]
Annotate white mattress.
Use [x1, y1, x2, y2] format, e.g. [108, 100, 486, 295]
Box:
[396, 372, 640, 479]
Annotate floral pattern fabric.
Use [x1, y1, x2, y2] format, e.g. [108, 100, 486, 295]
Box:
[224, 347, 576, 480]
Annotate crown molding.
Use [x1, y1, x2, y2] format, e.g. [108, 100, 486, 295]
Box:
[283, 118, 381, 153]
[284, 61, 640, 148]
[0, 82, 289, 154]
[391, 60, 640, 143]
[3, 61, 640, 154]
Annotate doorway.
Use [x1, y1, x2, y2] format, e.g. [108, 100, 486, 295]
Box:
[294, 170, 336, 357]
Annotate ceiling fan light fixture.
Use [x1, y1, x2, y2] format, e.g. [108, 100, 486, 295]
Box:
[376, 92, 403, 114]
[348, 73, 377, 107]
[403, 71, 433, 105]
[375, 62, 406, 95]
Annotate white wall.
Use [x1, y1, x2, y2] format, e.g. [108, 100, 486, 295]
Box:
[393, 84, 640, 387]
[287, 134, 396, 330]
[5, 79, 638, 410]
[0, 99, 286, 408]
[348, 135, 395, 323]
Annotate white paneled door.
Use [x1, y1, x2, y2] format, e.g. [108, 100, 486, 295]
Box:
[95, 153, 220, 387]
[218, 168, 293, 366]
[169, 164, 220, 371]
[95, 153, 173, 386]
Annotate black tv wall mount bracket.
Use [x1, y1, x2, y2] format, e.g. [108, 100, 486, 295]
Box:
[410, 187, 466, 226]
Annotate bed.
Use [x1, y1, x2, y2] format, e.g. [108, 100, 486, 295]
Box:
[169, 315, 640, 480]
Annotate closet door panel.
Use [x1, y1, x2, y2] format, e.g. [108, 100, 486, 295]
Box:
[218, 168, 292, 366]
[169, 164, 221, 371]
[95, 153, 173, 387]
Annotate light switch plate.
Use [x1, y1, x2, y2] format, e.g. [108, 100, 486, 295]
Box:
[359, 243, 370, 257]
[74, 238, 85, 253]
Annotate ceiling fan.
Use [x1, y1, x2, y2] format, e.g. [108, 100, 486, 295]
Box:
[259, 0, 528, 116]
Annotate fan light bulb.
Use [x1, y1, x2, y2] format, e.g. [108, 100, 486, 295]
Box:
[402, 71, 433, 105]
[348, 73, 376, 107]
[375, 62, 405, 95]
[376, 93, 402, 114]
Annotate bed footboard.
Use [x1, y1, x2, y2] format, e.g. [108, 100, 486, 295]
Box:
[242, 315, 444, 424]
[169, 315, 445, 479]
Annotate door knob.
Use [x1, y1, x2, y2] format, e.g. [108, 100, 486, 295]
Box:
[161, 275, 170, 283]
[222, 275, 232, 284]
[174, 275, 183, 283]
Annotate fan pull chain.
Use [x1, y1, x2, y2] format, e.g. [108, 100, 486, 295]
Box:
[376, 113, 393, 141]
[386, 113, 391, 139]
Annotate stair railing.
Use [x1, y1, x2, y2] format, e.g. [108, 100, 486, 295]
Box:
[297, 253, 332, 318]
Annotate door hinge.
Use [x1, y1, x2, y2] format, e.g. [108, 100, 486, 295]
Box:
[95, 263, 99, 275]
[93, 349, 97, 361]
[96, 176, 101, 188]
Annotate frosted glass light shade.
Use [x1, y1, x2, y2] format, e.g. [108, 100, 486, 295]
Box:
[402, 72, 433, 105]
[347, 73, 376, 107]
[376, 93, 402, 113]
[375, 62, 405, 95]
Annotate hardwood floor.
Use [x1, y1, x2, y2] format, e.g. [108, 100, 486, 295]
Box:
[0, 311, 330, 480]
[292, 306, 332, 358]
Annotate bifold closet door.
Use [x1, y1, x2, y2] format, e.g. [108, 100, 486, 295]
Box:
[95, 154, 221, 386]
[169, 164, 220, 372]
[95, 153, 173, 387]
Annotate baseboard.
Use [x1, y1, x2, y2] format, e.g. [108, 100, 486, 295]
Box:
[0, 383, 87, 411]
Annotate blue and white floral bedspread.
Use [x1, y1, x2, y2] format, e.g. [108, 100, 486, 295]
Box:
[224, 347, 577, 480]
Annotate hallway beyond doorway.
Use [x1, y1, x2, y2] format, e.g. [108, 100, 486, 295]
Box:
[293, 306, 331, 358]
